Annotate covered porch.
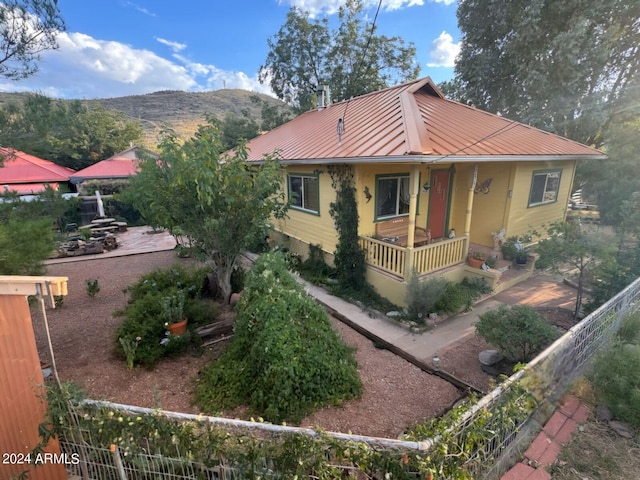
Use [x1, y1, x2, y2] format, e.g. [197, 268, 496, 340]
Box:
[359, 234, 468, 279]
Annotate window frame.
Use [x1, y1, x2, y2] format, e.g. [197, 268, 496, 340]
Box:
[528, 169, 562, 207]
[374, 173, 412, 221]
[287, 172, 320, 215]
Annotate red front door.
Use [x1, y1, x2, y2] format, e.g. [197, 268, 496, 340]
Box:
[428, 170, 451, 239]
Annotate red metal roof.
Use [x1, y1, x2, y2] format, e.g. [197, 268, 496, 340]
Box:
[70, 157, 139, 182]
[3, 182, 60, 194]
[0, 148, 75, 183]
[243, 77, 605, 163]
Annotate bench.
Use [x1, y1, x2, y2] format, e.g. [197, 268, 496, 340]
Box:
[375, 216, 431, 247]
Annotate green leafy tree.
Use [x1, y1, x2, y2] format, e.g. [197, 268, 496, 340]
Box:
[260, 0, 419, 112]
[0, 0, 65, 80]
[0, 94, 143, 169]
[123, 121, 288, 303]
[249, 94, 292, 131]
[214, 111, 259, 150]
[452, 0, 638, 147]
[538, 220, 612, 318]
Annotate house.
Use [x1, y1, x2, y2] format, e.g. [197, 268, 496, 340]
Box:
[243, 78, 606, 306]
[70, 146, 151, 194]
[0, 148, 75, 197]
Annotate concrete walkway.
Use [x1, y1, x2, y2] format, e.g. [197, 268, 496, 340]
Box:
[304, 274, 576, 366]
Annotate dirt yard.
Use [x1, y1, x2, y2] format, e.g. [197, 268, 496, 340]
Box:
[35, 251, 469, 439]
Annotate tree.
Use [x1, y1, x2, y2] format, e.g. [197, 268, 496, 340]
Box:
[537, 220, 612, 318]
[260, 0, 419, 112]
[213, 111, 259, 151]
[249, 94, 292, 131]
[0, 0, 65, 80]
[0, 94, 143, 169]
[123, 121, 288, 303]
[452, 0, 639, 147]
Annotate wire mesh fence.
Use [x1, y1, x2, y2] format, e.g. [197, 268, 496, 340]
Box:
[56, 277, 640, 480]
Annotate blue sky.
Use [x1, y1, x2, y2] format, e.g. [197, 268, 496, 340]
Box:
[0, 0, 460, 100]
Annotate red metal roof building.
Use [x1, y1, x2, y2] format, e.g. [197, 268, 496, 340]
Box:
[0, 148, 75, 195]
[69, 146, 145, 185]
[244, 77, 604, 163]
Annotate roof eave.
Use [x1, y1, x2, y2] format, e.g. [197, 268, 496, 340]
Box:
[249, 153, 607, 166]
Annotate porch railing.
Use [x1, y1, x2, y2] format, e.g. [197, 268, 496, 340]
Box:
[359, 235, 468, 279]
[359, 236, 407, 277]
[412, 236, 468, 275]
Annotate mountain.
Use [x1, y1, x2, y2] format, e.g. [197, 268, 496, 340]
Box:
[0, 89, 291, 147]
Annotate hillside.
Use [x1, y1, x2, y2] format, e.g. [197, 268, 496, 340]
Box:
[0, 89, 291, 147]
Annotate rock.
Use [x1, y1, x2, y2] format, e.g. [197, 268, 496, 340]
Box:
[481, 363, 500, 376]
[386, 311, 403, 318]
[609, 420, 634, 439]
[479, 350, 504, 366]
[595, 405, 613, 422]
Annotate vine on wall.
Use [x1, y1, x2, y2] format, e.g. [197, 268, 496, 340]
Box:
[328, 164, 366, 291]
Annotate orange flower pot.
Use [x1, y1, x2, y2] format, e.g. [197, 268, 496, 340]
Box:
[167, 318, 188, 336]
[468, 256, 485, 269]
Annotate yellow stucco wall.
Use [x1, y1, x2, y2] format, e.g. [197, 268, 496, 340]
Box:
[274, 166, 338, 255]
[506, 160, 575, 240]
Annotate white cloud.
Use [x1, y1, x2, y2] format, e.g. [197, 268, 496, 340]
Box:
[156, 37, 187, 52]
[124, 1, 156, 17]
[278, 0, 427, 16]
[0, 32, 274, 99]
[427, 30, 459, 68]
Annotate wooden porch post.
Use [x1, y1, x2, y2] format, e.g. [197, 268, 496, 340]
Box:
[404, 165, 420, 276]
[463, 164, 478, 257]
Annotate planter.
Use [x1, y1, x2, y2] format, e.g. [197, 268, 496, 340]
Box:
[167, 318, 188, 336]
[515, 254, 528, 266]
[468, 256, 485, 269]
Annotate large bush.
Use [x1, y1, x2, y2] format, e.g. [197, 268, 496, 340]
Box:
[195, 253, 362, 423]
[406, 273, 448, 324]
[592, 313, 640, 428]
[476, 305, 560, 362]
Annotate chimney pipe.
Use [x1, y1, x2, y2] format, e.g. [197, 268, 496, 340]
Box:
[316, 85, 329, 110]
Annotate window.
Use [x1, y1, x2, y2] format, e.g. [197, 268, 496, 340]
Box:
[376, 175, 410, 219]
[529, 170, 562, 207]
[288, 174, 319, 214]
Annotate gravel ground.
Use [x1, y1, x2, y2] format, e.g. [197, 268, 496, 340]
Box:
[34, 251, 464, 439]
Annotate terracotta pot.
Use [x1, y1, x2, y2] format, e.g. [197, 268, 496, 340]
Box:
[167, 318, 188, 336]
[468, 256, 485, 269]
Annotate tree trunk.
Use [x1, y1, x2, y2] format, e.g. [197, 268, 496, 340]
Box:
[575, 268, 584, 319]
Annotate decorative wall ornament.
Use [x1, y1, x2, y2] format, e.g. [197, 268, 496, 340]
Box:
[474, 177, 493, 194]
[363, 185, 372, 203]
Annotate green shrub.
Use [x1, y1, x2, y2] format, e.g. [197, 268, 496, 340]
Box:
[616, 311, 640, 344]
[462, 276, 493, 295]
[592, 343, 640, 429]
[115, 265, 214, 368]
[476, 305, 560, 362]
[297, 244, 333, 283]
[434, 281, 476, 314]
[406, 272, 448, 324]
[124, 265, 207, 302]
[195, 252, 362, 423]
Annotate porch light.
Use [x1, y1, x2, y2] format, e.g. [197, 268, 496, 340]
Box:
[422, 182, 431, 192]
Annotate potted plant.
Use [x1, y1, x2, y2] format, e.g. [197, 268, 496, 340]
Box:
[161, 290, 187, 335]
[514, 239, 528, 266]
[501, 236, 519, 261]
[468, 251, 486, 269]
